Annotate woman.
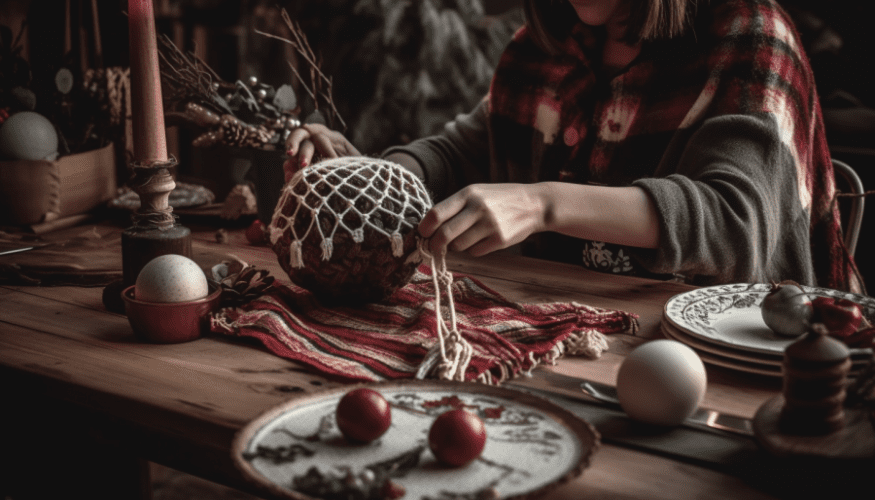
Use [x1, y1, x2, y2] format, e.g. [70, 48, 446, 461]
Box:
[284, 0, 860, 292]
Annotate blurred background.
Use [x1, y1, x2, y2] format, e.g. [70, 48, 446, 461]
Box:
[1, 0, 874, 290]
[1, 0, 523, 163]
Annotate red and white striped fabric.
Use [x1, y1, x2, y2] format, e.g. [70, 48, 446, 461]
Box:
[210, 266, 638, 384]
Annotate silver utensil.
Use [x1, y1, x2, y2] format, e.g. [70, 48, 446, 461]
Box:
[0, 246, 34, 257]
[580, 380, 754, 437]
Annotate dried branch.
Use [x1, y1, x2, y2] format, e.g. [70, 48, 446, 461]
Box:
[254, 8, 346, 131]
[285, 60, 316, 103]
[156, 33, 227, 113]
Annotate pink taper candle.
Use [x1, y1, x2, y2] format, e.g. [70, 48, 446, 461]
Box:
[128, 0, 168, 162]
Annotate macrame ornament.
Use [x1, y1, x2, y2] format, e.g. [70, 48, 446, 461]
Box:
[269, 157, 432, 305]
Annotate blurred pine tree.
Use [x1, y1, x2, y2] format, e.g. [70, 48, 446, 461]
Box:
[279, 0, 523, 154]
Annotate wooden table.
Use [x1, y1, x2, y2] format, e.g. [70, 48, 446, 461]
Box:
[0, 223, 847, 499]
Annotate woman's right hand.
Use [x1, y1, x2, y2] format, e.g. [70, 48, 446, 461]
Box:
[283, 123, 361, 182]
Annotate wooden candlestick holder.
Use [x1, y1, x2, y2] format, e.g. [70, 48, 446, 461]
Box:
[102, 158, 192, 313]
[125, 159, 178, 231]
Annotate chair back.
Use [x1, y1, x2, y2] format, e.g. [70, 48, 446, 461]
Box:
[831, 159, 865, 257]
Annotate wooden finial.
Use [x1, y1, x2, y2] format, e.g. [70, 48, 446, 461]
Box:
[778, 323, 851, 435]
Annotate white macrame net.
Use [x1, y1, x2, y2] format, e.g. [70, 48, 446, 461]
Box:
[269, 156, 432, 268]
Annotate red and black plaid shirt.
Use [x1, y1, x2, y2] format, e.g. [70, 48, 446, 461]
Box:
[486, 0, 856, 290]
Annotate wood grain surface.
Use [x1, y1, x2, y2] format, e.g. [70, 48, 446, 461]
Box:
[0, 223, 810, 499]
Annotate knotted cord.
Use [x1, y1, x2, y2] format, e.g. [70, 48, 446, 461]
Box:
[415, 239, 473, 382]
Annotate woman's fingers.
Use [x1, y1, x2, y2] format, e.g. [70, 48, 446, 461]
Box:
[309, 133, 339, 159]
[286, 123, 361, 160]
[285, 127, 311, 156]
[465, 233, 504, 257]
[419, 184, 542, 257]
[302, 124, 361, 156]
[298, 140, 316, 167]
[419, 195, 477, 255]
[445, 219, 494, 254]
[282, 123, 362, 182]
[300, 123, 336, 158]
[419, 192, 466, 239]
[283, 139, 315, 181]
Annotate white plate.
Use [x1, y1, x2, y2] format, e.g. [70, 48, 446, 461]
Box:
[663, 283, 875, 356]
[233, 380, 599, 500]
[662, 319, 874, 380]
[660, 322, 782, 377]
[660, 319, 782, 366]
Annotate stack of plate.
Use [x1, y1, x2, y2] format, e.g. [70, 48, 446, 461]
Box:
[661, 283, 875, 378]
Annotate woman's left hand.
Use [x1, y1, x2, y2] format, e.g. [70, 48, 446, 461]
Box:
[418, 183, 548, 257]
[283, 124, 361, 182]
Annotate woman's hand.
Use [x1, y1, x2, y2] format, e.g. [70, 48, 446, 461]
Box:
[283, 124, 361, 181]
[418, 184, 548, 257]
[418, 182, 660, 258]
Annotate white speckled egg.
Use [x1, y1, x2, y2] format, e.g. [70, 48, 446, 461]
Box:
[616, 339, 707, 427]
[135, 254, 209, 303]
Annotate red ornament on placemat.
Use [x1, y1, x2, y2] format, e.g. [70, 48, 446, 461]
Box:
[268, 157, 432, 305]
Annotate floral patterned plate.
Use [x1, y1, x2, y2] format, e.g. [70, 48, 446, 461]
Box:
[663, 283, 875, 356]
[661, 322, 782, 377]
[661, 320, 873, 378]
[661, 319, 782, 365]
[233, 380, 599, 500]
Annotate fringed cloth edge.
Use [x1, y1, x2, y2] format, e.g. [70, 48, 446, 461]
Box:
[210, 262, 638, 385]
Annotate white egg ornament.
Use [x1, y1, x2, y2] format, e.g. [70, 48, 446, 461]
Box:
[616, 340, 707, 427]
[135, 254, 209, 303]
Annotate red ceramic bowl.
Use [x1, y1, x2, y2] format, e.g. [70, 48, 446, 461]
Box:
[121, 282, 222, 343]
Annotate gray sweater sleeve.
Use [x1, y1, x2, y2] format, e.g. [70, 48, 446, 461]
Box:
[382, 99, 491, 201]
[630, 113, 815, 286]
[384, 101, 814, 286]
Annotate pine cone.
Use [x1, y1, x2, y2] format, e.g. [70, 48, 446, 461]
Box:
[219, 116, 275, 149]
[214, 262, 276, 308]
[221, 116, 248, 147]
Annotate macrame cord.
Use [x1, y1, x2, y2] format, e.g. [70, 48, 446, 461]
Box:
[415, 239, 474, 382]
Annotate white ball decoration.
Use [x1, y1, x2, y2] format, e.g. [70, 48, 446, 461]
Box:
[135, 254, 209, 303]
[616, 340, 707, 427]
[0, 111, 59, 161]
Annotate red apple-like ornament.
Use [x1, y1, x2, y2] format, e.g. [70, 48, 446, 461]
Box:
[811, 297, 863, 338]
[428, 409, 486, 467]
[245, 219, 267, 246]
[336, 388, 392, 443]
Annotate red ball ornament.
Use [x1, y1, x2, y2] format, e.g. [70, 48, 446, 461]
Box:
[245, 219, 267, 245]
[336, 388, 392, 443]
[428, 409, 487, 467]
[811, 296, 863, 338]
[269, 157, 432, 305]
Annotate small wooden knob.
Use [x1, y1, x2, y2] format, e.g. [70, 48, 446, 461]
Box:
[779, 324, 850, 435]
